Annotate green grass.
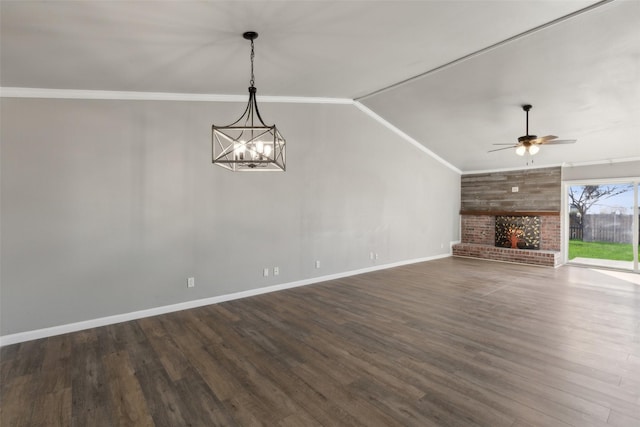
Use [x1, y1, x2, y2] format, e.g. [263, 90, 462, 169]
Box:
[568, 240, 636, 261]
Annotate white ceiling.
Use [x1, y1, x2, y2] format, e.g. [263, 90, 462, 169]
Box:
[2, 0, 639, 173]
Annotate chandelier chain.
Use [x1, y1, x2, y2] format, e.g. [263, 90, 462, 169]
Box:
[250, 39, 255, 87]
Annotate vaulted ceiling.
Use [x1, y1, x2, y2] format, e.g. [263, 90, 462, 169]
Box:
[2, 0, 638, 173]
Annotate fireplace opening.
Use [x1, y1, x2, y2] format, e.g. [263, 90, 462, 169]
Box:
[495, 215, 541, 250]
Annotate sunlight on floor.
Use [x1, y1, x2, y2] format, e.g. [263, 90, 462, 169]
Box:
[571, 257, 634, 271]
[591, 268, 640, 286]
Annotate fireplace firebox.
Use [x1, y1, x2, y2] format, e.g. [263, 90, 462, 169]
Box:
[495, 215, 541, 250]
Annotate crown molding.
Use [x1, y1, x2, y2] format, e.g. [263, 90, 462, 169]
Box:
[561, 157, 640, 168]
[0, 87, 353, 105]
[462, 157, 640, 176]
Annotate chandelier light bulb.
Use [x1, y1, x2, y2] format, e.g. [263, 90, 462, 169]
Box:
[234, 142, 246, 160]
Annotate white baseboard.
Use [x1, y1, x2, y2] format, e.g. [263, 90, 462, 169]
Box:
[0, 254, 450, 347]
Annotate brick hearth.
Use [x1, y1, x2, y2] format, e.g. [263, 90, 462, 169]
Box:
[452, 243, 561, 267]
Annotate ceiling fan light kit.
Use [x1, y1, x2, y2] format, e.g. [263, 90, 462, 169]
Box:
[489, 104, 576, 157]
[515, 143, 539, 156]
[212, 31, 286, 172]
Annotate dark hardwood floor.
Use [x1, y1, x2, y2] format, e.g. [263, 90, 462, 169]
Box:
[2, 257, 639, 426]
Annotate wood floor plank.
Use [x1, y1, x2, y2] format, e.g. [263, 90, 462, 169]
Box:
[474, 350, 640, 409]
[159, 314, 244, 403]
[607, 409, 640, 427]
[137, 316, 191, 382]
[277, 411, 324, 427]
[1, 257, 639, 426]
[0, 374, 35, 425]
[29, 387, 72, 427]
[172, 367, 240, 427]
[289, 362, 403, 427]
[399, 354, 574, 427]
[125, 342, 190, 427]
[102, 350, 154, 426]
[223, 394, 274, 427]
[70, 335, 115, 427]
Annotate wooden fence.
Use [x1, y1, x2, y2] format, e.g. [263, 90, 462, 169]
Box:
[569, 225, 583, 240]
[575, 214, 638, 244]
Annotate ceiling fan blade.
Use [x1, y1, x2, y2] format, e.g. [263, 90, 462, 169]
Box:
[488, 146, 517, 153]
[545, 139, 577, 145]
[531, 135, 558, 144]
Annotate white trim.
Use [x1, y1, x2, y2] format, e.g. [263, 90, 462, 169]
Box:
[0, 254, 450, 347]
[563, 176, 640, 186]
[562, 182, 569, 265]
[561, 157, 640, 168]
[462, 157, 640, 176]
[634, 183, 639, 272]
[353, 101, 461, 174]
[0, 87, 353, 105]
[563, 178, 640, 272]
[262, 96, 353, 105]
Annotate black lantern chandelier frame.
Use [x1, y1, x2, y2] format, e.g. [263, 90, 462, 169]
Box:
[212, 31, 286, 172]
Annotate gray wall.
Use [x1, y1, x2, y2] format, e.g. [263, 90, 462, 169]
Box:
[0, 98, 461, 336]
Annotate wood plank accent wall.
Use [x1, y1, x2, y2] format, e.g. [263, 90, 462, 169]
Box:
[461, 167, 561, 212]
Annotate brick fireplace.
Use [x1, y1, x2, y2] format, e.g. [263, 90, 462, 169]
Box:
[453, 211, 561, 266]
[452, 167, 562, 267]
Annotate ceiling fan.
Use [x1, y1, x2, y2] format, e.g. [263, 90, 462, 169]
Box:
[489, 104, 576, 156]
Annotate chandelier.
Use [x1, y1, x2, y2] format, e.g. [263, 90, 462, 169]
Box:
[212, 31, 286, 171]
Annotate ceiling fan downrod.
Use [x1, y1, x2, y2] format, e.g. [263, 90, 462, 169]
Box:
[523, 104, 532, 136]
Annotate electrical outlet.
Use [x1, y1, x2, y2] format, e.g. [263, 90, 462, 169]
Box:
[315, 260, 321, 269]
[375, 253, 379, 260]
[263, 268, 269, 277]
[512, 186, 519, 193]
[187, 277, 195, 288]
[370, 252, 375, 260]
[273, 266, 279, 276]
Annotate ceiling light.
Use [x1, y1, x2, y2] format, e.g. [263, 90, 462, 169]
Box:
[212, 32, 286, 172]
[515, 145, 526, 156]
[528, 144, 540, 155]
